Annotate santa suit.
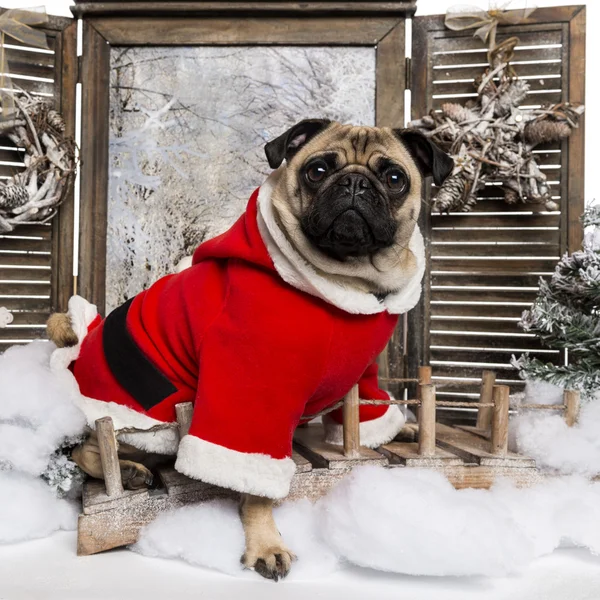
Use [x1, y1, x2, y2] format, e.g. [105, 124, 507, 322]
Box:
[51, 168, 424, 499]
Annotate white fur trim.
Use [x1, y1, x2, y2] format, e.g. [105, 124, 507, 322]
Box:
[175, 435, 296, 499]
[74, 395, 180, 455]
[49, 295, 98, 372]
[256, 169, 425, 315]
[323, 405, 405, 449]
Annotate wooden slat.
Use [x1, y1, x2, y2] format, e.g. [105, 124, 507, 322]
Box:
[0, 253, 52, 267]
[0, 327, 46, 341]
[435, 423, 535, 467]
[431, 228, 558, 243]
[379, 441, 463, 467]
[433, 77, 561, 96]
[431, 289, 539, 303]
[0, 282, 51, 295]
[464, 200, 561, 212]
[431, 213, 560, 228]
[432, 273, 543, 287]
[433, 45, 562, 68]
[432, 29, 562, 53]
[0, 77, 54, 97]
[433, 61, 561, 81]
[5, 46, 55, 69]
[0, 268, 51, 282]
[7, 312, 50, 325]
[293, 424, 388, 469]
[0, 238, 52, 252]
[430, 259, 558, 273]
[3, 34, 56, 52]
[431, 244, 560, 258]
[431, 333, 551, 350]
[432, 365, 526, 381]
[430, 319, 525, 334]
[0, 224, 51, 239]
[431, 349, 560, 366]
[0, 297, 52, 311]
[431, 303, 528, 318]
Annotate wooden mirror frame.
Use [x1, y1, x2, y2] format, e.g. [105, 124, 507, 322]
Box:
[74, 1, 417, 313]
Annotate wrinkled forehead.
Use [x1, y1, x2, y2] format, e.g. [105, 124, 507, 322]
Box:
[297, 124, 418, 171]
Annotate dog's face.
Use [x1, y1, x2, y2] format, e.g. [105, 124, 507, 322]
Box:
[265, 120, 453, 261]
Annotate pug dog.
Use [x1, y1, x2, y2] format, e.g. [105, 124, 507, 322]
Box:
[47, 119, 453, 581]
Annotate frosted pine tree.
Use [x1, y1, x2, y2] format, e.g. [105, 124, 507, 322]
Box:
[513, 205, 600, 397]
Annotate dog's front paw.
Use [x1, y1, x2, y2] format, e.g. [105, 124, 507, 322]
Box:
[119, 460, 153, 490]
[241, 546, 296, 582]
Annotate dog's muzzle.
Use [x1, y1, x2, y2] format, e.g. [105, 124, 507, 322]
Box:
[302, 172, 397, 260]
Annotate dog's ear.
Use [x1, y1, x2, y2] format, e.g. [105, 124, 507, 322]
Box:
[394, 129, 454, 186]
[265, 119, 331, 169]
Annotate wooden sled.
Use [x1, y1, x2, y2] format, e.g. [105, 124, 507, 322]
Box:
[77, 367, 581, 555]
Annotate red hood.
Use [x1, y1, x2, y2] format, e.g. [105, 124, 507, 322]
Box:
[192, 188, 274, 271]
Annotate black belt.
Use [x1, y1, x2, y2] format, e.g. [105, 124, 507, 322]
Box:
[102, 298, 177, 411]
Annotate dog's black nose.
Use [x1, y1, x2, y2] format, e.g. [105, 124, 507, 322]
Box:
[337, 173, 371, 194]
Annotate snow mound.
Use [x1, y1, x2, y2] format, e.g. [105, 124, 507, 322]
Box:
[321, 467, 600, 577]
[136, 467, 600, 579]
[0, 342, 85, 475]
[513, 400, 600, 476]
[134, 498, 339, 580]
[0, 342, 86, 542]
[0, 472, 78, 544]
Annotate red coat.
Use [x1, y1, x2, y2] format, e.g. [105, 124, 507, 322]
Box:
[55, 173, 424, 498]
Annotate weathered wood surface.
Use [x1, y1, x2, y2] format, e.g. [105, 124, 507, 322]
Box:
[491, 385, 510, 456]
[95, 417, 123, 497]
[411, 7, 585, 424]
[564, 390, 581, 427]
[418, 384, 436, 457]
[435, 423, 535, 468]
[379, 441, 463, 467]
[343, 384, 360, 458]
[293, 424, 388, 469]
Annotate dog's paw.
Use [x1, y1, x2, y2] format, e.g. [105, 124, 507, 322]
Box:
[241, 546, 296, 582]
[119, 460, 153, 490]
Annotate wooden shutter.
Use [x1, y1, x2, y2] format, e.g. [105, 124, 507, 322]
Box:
[0, 14, 77, 350]
[409, 6, 585, 423]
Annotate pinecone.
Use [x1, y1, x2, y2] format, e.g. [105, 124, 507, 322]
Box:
[504, 188, 520, 205]
[523, 120, 572, 146]
[441, 103, 475, 123]
[47, 109, 66, 133]
[432, 173, 466, 213]
[0, 184, 29, 210]
[496, 80, 530, 117]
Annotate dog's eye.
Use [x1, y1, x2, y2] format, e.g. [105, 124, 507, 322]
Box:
[305, 161, 328, 184]
[386, 169, 408, 192]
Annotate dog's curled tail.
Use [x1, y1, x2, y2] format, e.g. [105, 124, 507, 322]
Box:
[47, 313, 79, 348]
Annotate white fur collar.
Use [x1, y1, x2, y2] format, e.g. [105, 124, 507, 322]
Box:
[256, 168, 425, 315]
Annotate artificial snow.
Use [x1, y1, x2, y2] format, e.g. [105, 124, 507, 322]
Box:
[0, 342, 86, 542]
[0, 472, 78, 544]
[136, 467, 600, 579]
[135, 498, 339, 580]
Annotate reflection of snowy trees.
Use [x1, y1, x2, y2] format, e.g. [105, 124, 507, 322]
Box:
[107, 46, 375, 311]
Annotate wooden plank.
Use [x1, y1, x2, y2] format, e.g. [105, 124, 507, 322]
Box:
[0, 238, 52, 252]
[432, 365, 525, 381]
[82, 480, 148, 515]
[0, 328, 46, 342]
[431, 244, 560, 258]
[376, 21, 405, 127]
[430, 320, 528, 334]
[431, 333, 553, 351]
[90, 16, 400, 45]
[0, 282, 51, 295]
[0, 297, 52, 311]
[0, 268, 51, 282]
[51, 18, 78, 312]
[433, 77, 562, 96]
[431, 289, 539, 304]
[432, 273, 544, 287]
[457, 425, 491, 440]
[379, 441, 463, 467]
[5, 311, 50, 325]
[293, 424, 388, 469]
[567, 7, 585, 253]
[435, 423, 535, 467]
[432, 29, 562, 53]
[430, 259, 558, 273]
[0, 253, 52, 268]
[292, 450, 312, 473]
[433, 61, 561, 81]
[431, 213, 560, 228]
[79, 21, 111, 315]
[73, 2, 418, 16]
[431, 304, 530, 319]
[433, 45, 562, 68]
[0, 224, 52, 239]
